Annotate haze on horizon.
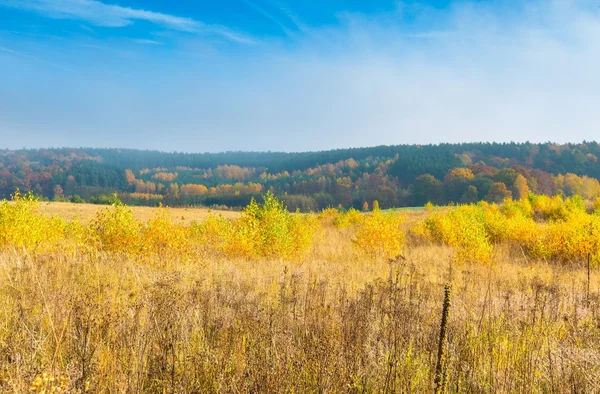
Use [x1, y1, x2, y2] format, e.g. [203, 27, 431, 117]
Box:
[1, 0, 599, 153]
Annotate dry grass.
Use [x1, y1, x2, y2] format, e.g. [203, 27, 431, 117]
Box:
[1, 199, 600, 392]
[1, 238, 600, 392]
[36, 201, 240, 224]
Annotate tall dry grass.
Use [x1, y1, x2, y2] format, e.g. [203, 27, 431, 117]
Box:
[0, 192, 599, 392]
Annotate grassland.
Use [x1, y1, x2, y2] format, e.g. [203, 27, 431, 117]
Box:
[35, 201, 240, 224]
[1, 195, 600, 392]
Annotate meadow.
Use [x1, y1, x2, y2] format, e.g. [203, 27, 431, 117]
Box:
[1, 191, 600, 393]
[34, 201, 240, 224]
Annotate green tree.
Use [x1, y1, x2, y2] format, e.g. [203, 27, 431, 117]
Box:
[460, 185, 479, 204]
[413, 174, 444, 206]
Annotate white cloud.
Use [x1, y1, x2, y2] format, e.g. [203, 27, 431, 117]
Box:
[0, 0, 255, 43]
[130, 38, 162, 45]
[2, 0, 600, 151]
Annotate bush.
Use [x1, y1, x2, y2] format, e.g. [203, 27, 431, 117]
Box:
[333, 208, 363, 228]
[190, 192, 319, 260]
[0, 190, 66, 252]
[70, 195, 85, 204]
[142, 206, 190, 258]
[415, 205, 493, 264]
[239, 191, 318, 259]
[352, 210, 405, 260]
[89, 197, 142, 254]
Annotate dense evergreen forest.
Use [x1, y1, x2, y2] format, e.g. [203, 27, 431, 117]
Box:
[1, 142, 600, 210]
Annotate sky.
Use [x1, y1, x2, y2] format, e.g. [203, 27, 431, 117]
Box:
[0, 0, 599, 153]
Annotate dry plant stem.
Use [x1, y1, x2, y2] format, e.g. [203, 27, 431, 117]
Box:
[588, 253, 591, 307]
[434, 284, 451, 394]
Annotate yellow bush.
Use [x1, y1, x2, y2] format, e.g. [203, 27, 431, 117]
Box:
[484, 203, 537, 246]
[333, 208, 363, 228]
[189, 215, 242, 258]
[529, 194, 569, 221]
[5, 189, 600, 267]
[29, 372, 70, 393]
[501, 198, 533, 219]
[89, 197, 142, 254]
[353, 210, 405, 261]
[60, 219, 92, 254]
[142, 206, 190, 259]
[0, 190, 65, 252]
[190, 192, 319, 260]
[524, 211, 600, 264]
[417, 205, 493, 264]
[317, 207, 341, 226]
[239, 192, 318, 259]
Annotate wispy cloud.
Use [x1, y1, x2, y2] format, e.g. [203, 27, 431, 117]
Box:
[131, 38, 162, 45]
[242, 0, 295, 36]
[0, 0, 255, 44]
[0, 44, 76, 72]
[242, 0, 306, 37]
[268, 0, 305, 32]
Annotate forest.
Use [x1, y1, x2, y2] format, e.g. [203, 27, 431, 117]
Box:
[1, 141, 600, 210]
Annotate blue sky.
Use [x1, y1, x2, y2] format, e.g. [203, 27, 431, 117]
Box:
[1, 0, 599, 152]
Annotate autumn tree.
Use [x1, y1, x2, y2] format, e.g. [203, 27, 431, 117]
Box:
[124, 169, 136, 186]
[512, 174, 530, 200]
[152, 172, 178, 182]
[372, 200, 380, 211]
[180, 184, 209, 196]
[166, 183, 179, 199]
[53, 184, 65, 200]
[444, 168, 475, 203]
[485, 182, 512, 203]
[582, 176, 600, 199]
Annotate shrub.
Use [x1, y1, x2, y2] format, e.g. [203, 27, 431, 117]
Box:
[524, 210, 600, 264]
[416, 205, 493, 264]
[529, 194, 567, 221]
[189, 215, 241, 258]
[353, 210, 405, 261]
[89, 196, 142, 254]
[191, 192, 319, 260]
[239, 191, 318, 259]
[0, 190, 65, 252]
[70, 195, 85, 204]
[333, 208, 363, 228]
[142, 206, 190, 259]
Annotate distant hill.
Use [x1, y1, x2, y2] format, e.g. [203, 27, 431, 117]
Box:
[1, 142, 600, 210]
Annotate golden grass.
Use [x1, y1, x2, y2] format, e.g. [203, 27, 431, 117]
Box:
[2, 242, 600, 392]
[2, 195, 600, 392]
[36, 201, 240, 224]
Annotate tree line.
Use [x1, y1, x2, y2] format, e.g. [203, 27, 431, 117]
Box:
[1, 142, 599, 210]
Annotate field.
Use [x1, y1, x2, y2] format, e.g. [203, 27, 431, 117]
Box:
[1, 193, 600, 392]
[35, 201, 240, 224]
